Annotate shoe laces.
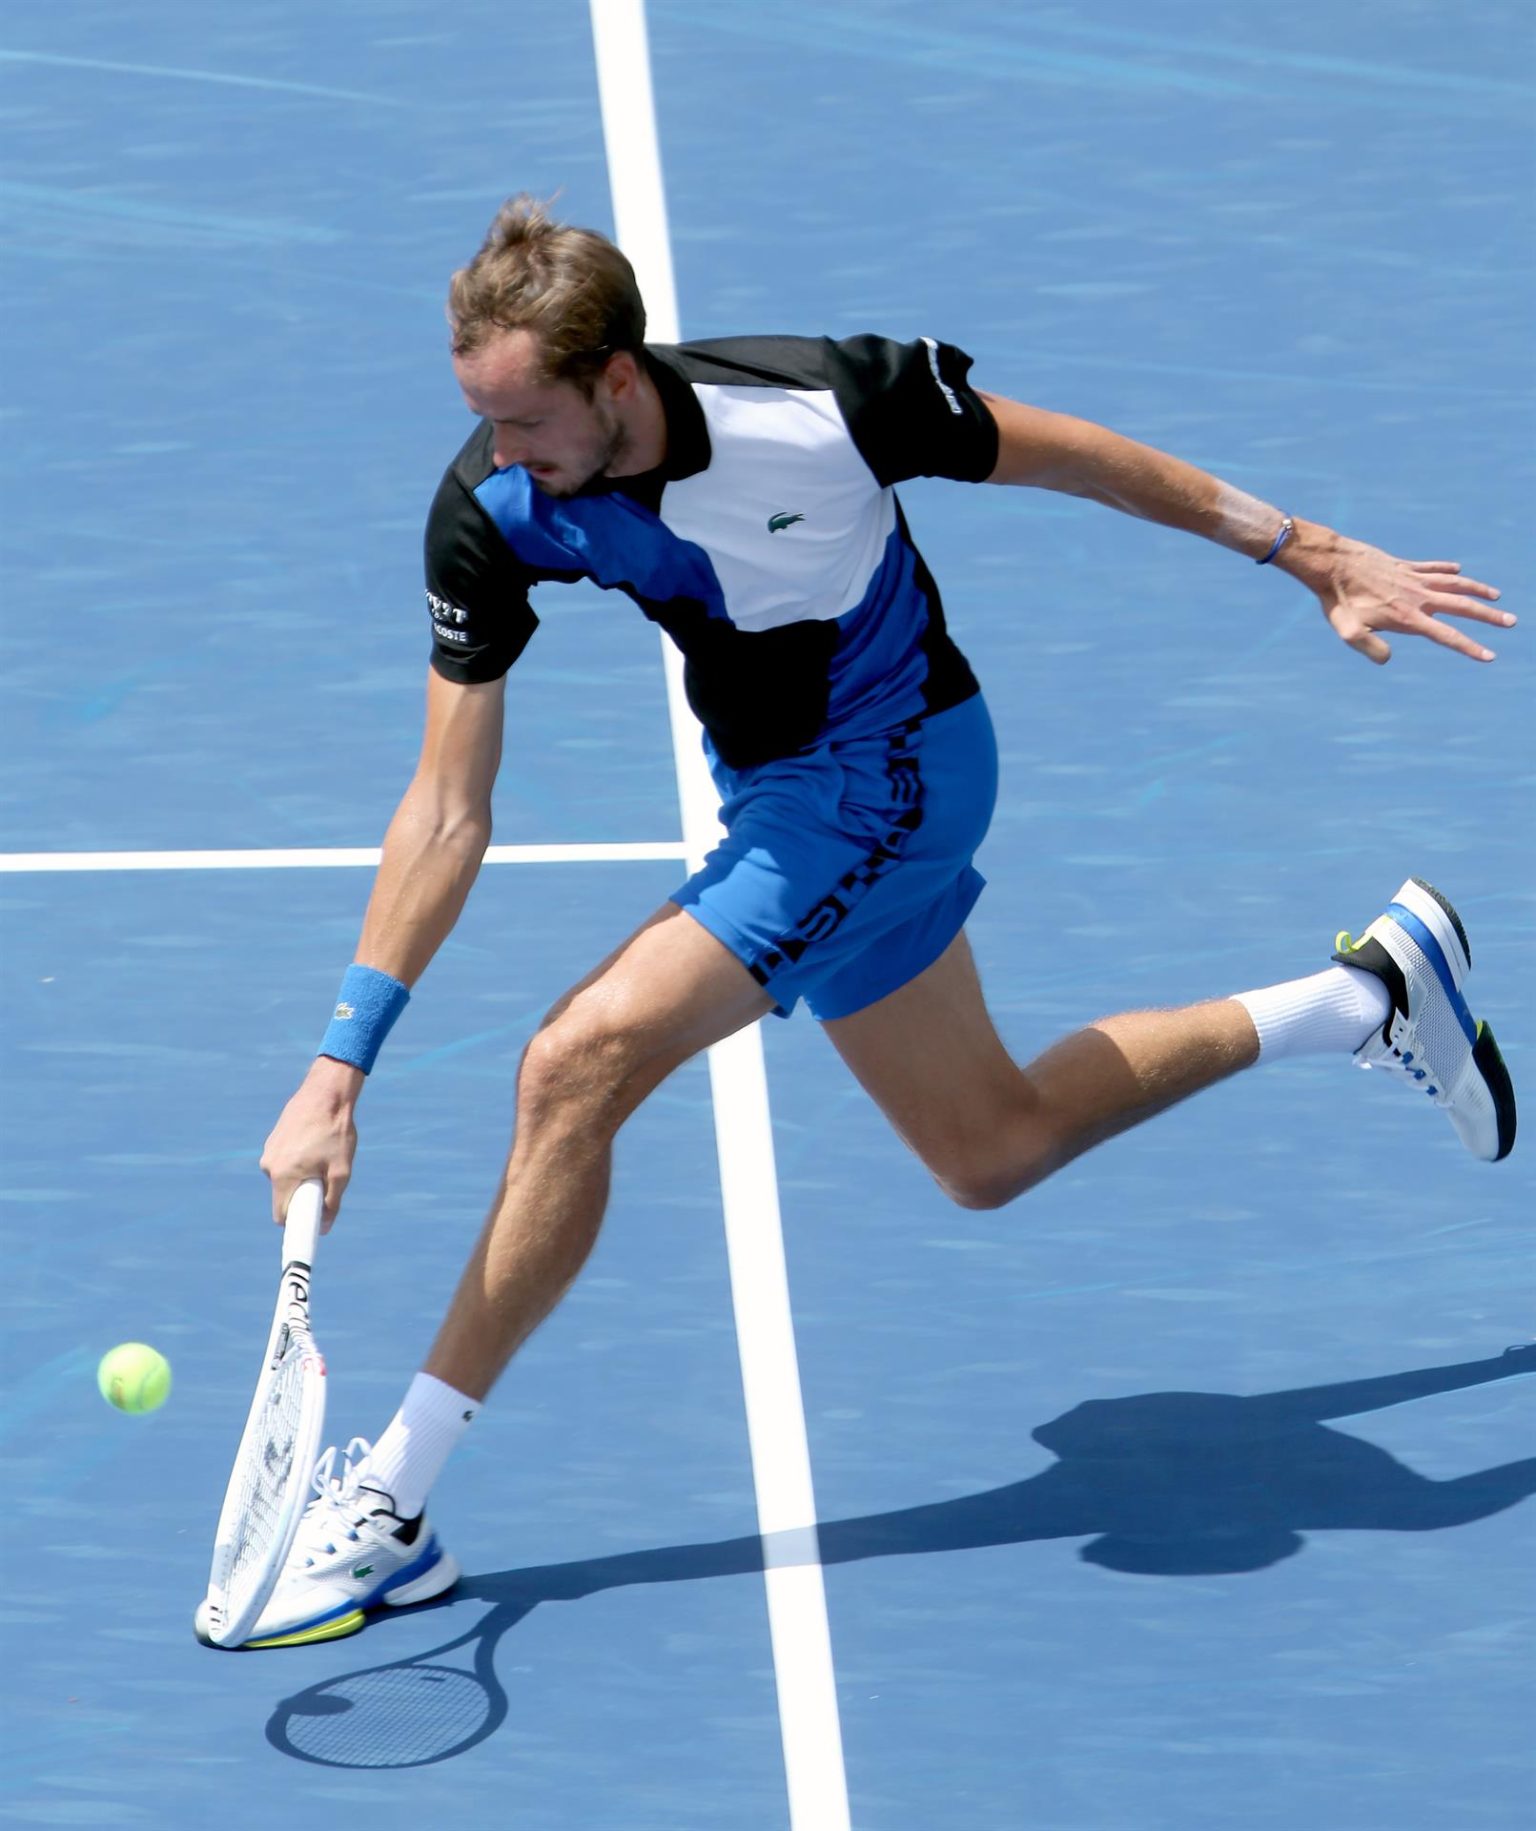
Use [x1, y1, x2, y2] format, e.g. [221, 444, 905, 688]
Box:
[297, 1436, 382, 1565]
[1338, 929, 1434, 1093]
[1364, 1039, 1442, 1102]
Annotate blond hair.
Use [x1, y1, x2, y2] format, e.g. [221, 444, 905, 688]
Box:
[447, 194, 646, 390]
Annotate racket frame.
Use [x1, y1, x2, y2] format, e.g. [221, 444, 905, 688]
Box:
[201, 1180, 327, 1648]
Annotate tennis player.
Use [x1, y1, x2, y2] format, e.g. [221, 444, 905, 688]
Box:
[244, 196, 1517, 1648]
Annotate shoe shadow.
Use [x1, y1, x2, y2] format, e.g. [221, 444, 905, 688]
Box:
[267, 1345, 1536, 1768]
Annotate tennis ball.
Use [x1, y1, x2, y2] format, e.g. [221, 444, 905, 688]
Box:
[97, 1342, 172, 1414]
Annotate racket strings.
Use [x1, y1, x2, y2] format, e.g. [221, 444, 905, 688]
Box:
[223, 1329, 319, 1619]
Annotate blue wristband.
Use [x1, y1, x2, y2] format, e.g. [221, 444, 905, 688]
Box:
[319, 964, 410, 1074]
[1256, 516, 1294, 565]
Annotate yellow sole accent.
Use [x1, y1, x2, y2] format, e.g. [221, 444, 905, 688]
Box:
[244, 1608, 366, 1650]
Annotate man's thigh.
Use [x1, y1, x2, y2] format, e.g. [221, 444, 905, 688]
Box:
[537, 900, 775, 1079]
[821, 929, 1034, 1162]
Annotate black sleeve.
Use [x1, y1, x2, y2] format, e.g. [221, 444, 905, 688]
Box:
[423, 468, 540, 684]
[822, 334, 1000, 489]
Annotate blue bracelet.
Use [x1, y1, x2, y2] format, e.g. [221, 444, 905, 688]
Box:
[319, 964, 410, 1074]
[1256, 516, 1294, 565]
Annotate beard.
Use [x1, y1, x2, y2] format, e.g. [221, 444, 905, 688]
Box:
[530, 399, 630, 499]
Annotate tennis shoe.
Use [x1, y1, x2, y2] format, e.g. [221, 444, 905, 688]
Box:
[239, 1437, 459, 1649]
[1333, 877, 1516, 1163]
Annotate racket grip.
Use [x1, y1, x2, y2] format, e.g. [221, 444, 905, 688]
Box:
[282, 1179, 324, 1268]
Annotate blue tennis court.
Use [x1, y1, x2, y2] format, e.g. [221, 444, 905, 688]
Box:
[2, 2, 1531, 1826]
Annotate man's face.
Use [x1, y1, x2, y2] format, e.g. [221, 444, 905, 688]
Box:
[453, 328, 626, 498]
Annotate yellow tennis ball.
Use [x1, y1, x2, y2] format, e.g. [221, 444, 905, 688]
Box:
[97, 1343, 172, 1414]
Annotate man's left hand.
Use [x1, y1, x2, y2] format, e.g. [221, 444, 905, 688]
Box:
[1279, 522, 1515, 665]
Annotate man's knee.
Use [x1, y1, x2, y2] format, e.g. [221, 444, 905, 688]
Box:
[517, 1008, 651, 1130]
[936, 1164, 1032, 1212]
[928, 1127, 1059, 1211]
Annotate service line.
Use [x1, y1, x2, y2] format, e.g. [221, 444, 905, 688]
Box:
[0, 843, 687, 873]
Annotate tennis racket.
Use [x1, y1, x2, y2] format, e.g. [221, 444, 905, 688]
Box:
[197, 1178, 328, 1649]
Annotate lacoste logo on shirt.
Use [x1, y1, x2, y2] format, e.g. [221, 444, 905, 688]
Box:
[767, 511, 805, 533]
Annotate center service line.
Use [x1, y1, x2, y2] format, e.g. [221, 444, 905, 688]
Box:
[588, 5, 853, 1827]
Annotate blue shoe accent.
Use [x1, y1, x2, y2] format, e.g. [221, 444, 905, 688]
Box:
[373, 1536, 446, 1605]
[1385, 901, 1478, 1045]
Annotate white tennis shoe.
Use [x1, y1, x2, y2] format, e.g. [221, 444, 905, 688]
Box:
[221, 1437, 459, 1649]
[1333, 877, 1516, 1163]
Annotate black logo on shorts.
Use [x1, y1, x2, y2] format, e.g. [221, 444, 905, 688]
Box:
[748, 722, 926, 989]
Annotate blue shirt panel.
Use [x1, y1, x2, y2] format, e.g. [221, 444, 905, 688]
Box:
[823, 527, 931, 738]
[472, 466, 729, 621]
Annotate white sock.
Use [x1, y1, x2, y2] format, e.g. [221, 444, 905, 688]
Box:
[363, 1372, 479, 1520]
[1232, 965, 1392, 1062]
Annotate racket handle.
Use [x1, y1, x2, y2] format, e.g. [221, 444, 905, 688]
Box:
[282, 1179, 324, 1269]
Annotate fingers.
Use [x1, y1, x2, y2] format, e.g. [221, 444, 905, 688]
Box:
[268, 1175, 294, 1226]
[1405, 560, 1505, 593]
[1404, 562, 1496, 589]
[259, 1156, 349, 1228]
[320, 1171, 348, 1235]
[259, 1150, 287, 1225]
[1422, 592, 1515, 630]
[1407, 565, 1511, 615]
[1349, 630, 1392, 665]
[1424, 574, 1506, 606]
[1403, 565, 1515, 656]
[1412, 615, 1497, 663]
[1346, 613, 1495, 664]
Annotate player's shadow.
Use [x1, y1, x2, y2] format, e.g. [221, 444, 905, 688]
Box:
[269, 1346, 1536, 1767]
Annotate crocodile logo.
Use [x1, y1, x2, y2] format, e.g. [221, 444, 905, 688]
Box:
[767, 511, 805, 533]
[352, 1563, 375, 1580]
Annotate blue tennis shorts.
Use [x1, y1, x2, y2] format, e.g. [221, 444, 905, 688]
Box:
[671, 693, 998, 1021]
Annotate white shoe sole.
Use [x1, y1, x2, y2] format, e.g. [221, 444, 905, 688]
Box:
[384, 1550, 461, 1607]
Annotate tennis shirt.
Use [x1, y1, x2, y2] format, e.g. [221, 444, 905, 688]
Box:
[423, 334, 1001, 771]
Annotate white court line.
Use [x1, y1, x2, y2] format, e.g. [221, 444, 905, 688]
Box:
[0, 48, 399, 107]
[0, 842, 687, 873]
[589, 5, 852, 1828]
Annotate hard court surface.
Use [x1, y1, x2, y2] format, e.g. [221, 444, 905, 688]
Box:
[1, 3, 1532, 1826]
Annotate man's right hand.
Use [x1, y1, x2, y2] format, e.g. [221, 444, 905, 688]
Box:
[260, 1056, 366, 1231]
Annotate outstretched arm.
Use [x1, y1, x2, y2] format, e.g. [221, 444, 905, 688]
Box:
[347, 668, 505, 988]
[260, 667, 506, 1225]
[979, 391, 1516, 665]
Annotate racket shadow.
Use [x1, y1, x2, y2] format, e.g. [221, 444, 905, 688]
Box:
[266, 1345, 1536, 1768]
[271, 1604, 522, 1768]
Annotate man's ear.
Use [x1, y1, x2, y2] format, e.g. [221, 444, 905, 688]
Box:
[601, 348, 641, 403]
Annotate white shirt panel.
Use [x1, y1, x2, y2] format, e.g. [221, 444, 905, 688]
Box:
[658, 385, 897, 633]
